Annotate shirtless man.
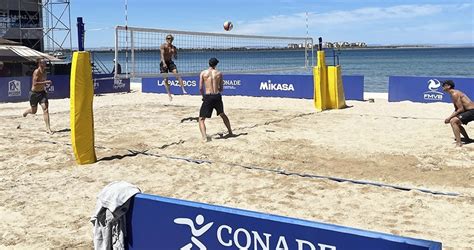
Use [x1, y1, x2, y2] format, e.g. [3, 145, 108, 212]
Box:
[442, 80, 474, 147]
[23, 58, 53, 134]
[198, 58, 233, 142]
[160, 34, 186, 101]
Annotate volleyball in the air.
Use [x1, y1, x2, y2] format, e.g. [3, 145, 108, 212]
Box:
[223, 21, 233, 31]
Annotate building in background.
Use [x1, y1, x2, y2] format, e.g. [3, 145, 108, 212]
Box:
[0, 0, 71, 54]
[0, 0, 43, 51]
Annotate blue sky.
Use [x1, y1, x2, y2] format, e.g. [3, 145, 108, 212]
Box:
[70, 0, 473, 48]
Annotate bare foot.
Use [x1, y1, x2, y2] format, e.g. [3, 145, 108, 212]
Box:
[46, 129, 54, 135]
[202, 136, 210, 142]
[182, 89, 188, 95]
[22, 111, 28, 117]
[168, 95, 173, 102]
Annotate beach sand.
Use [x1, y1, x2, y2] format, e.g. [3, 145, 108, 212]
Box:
[0, 87, 473, 249]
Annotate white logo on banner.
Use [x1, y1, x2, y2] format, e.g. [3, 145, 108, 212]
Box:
[157, 79, 197, 87]
[223, 79, 241, 90]
[173, 215, 337, 249]
[260, 80, 295, 91]
[93, 79, 99, 90]
[46, 82, 54, 93]
[8, 80, 21, 97]
[174, 215, 214, 250]
[113, 79, 126, 89]
[423, 79, 444, 101]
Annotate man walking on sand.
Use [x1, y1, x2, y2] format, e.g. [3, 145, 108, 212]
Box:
[442, 80, 474, 147]
[160, 34, 187, 101]
[198, 58, 233, 142]
[23, 58, 53, 134]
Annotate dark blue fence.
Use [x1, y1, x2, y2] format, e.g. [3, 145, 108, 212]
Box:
[389, 76, 474, 103]
[126, 193, 441, 250]
[142, 74, 364, 101]
[0, 74, 130, 103]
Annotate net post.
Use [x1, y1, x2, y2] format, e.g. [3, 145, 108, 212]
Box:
[131, 30, 135, 78]
[114, 26, 119, 79]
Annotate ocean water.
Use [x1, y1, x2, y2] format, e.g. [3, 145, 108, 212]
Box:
[92, 47, 474, 92]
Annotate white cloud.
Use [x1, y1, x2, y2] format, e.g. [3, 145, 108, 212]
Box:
[234, 3, 472, 44]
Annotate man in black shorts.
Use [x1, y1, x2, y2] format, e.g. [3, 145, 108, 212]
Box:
[442, 80, 474, 147]
[198, 58, 233, 142]
[160, 34, 187, 101]
[23, 58, 53, 134]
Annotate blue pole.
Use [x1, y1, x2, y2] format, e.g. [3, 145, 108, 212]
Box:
[77, 17, 85, 51]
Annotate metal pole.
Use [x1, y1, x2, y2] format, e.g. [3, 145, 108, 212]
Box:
[77, 17, 84, 51]
[114, 26, 119, 78]
[131, 31, 135, 78]
[68, 1, 72, 52]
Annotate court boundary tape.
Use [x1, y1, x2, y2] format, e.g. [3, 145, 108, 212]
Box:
[25, 138, 463, 197]
[130, 149, 460, 197]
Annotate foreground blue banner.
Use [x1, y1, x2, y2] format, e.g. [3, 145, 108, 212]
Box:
[142, 74, 364, 100]
[0, 74, 130, 103]
[126, 194, 441, 250]
[389, 76, 474, 103]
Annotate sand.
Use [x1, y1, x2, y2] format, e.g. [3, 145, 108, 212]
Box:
[0, 87, 473, 249]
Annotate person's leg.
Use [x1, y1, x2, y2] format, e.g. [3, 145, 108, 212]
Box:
[199, 117, 207, 142]
[172, 69, 187, 94]
[459, 126, 470, 140]
[219, 113, 233, 135]
[23, 106, 37, 117]
[450, 117, 463, 147]
[40, 102, 53, 134]
[163, 77, 172, 101]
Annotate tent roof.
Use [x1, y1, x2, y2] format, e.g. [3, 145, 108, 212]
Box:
[0, 45, 61, 63]
[0, 38, 20, 45]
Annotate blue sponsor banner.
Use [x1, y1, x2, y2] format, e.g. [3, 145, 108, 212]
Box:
[389, 76, 474, 103]
[142, 74, 364, 100]
[47, 75, 70, 99]
[127, 194, 441, 250]
[0, 74, 130, 102]
[93, 73, 130, 94]
[0, 76, 32, 102]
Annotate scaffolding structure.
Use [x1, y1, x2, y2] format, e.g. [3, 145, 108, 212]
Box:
[42, 0, 72, 53]
[0, 0, 72, 53]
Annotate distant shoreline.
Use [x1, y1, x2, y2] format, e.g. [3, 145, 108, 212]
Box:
[335, 45, 474, 50]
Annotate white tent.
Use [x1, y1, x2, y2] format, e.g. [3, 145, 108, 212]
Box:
[0, 45, 61, 63]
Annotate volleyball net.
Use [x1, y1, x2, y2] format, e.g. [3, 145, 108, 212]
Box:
[114, 25, 314, 79]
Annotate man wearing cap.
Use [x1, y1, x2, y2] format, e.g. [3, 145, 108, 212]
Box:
[22, 58, 53, 134]
[442, 80, 474, 147]
[198, 58, 233, 142]
[160, 34, 187, 101]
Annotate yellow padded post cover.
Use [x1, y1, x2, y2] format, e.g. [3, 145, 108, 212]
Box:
[70, 51, 96, 164]
[314, 50, 328, 111]
[327, 65, 347, 109]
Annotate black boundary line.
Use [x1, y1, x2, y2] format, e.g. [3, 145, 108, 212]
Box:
[27, 138, 462, 198]
[8, 110, 465, 198]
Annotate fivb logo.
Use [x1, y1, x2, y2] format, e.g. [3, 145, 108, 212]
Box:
[174, 214, 337, 249]
[8, 80, 21, 97]
[423, 79, 444, 101]
[260, 80, 295, 91]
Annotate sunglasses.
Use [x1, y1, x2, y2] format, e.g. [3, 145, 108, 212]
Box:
[166, 37, 173, 40]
